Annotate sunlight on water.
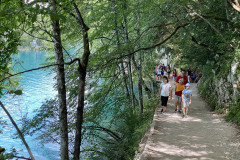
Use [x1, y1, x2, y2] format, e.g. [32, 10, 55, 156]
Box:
[0, 51, 59, 159]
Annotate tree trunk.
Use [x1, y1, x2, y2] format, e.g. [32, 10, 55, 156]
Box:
[136, 0, 143, 114]
[132, 58, 152, 99]
[112, 0, 130, 98]
[120, 61, 130, 98]
[51, 1, 69, 160]
[72, 3, 91, 160]
[0, 101, 35, 160]
[122, 0, 135, 107]
[127, 58, 135, 107]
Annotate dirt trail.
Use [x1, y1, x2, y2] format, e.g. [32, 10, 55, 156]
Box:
[136, 82, 240, 160]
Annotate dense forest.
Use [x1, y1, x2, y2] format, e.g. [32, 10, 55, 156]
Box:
[0, 0, 240, 160]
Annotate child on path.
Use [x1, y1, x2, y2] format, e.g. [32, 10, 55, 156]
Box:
[174, 69, 188, 113]
[172, 69, 177, 82]
[158, 76, 172, 113]
[182, 83, 192, 118]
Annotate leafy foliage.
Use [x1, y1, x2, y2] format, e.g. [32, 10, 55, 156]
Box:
[2, 0, 240, 159]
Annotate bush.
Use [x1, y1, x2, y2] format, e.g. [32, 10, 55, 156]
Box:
[225, 96, 240, 126]
[87, 97, 160, 160]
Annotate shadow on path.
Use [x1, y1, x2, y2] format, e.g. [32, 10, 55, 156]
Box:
[136, 82, 240, 160]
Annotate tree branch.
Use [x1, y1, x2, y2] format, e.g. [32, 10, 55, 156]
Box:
[0, 58, 80, 82]
[202, 15, 233, 24]
[0, 101, 35, 160]
[103, 23, 190, 67]
[181, 5, 227, 42]
[85, 125, 121, 142]
[13, 156, 31, 160]
[23, 30, 54, 43]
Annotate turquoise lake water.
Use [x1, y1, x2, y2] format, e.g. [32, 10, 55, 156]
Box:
[0, 51, 60, 159]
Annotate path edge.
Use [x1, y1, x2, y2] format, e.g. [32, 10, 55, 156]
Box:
[134, 105, 160, 160]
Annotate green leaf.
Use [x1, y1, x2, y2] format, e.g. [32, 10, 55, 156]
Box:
[32, 14, 37, 23]
[14, 90, 22, 95]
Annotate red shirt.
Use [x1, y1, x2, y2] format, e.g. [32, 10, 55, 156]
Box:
[175, 75, 188, 96]
[173, 71, 177, 77]
[176, 75, 188, 85]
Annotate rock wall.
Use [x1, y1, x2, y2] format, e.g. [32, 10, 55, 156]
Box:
[198, 59, 240, 109]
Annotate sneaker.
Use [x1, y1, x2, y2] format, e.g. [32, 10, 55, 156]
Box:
[160, 109, 163, 113]
[178, 110, 182, 114]
[182, 114, 185, 118]
[174, 109, 177, 113]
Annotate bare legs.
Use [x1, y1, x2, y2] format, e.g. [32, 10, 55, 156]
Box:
[162, 106, 167, 112]
[183, 106, 188, 115]
[175, 100, 181, 111]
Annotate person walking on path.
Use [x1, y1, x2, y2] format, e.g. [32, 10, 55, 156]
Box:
[163, 68, 167, 77]
[191, 72, 196, 83]
[182, 83, 192, 118]
[154, 65, 158, 77]
[167, 65, 171, 79]
[174, 69, 188, 113]
[157, 65, 162, 81]
[161, 63, 165, 79]
[158, 76, 172, 113]
[172, 69, 177, 82]
[187, 67, 192, 83]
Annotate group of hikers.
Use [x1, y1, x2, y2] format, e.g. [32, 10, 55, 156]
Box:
[154, 64, 196, 83]
[154, 65, 196, 118]
[154, 63, 171, 81]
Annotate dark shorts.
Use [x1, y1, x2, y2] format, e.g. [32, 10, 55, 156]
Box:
[161, 96, 169, 106]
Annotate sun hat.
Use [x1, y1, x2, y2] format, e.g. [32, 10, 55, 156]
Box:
[185, 83, 191, 87]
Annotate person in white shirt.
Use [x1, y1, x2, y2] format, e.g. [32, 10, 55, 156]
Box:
[158, 76, 172, 113]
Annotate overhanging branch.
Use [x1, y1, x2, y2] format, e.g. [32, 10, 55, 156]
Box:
[102, 23, 190, 67]
[0, 58, 80, 82]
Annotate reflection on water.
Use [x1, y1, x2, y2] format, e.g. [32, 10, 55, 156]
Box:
[0, 51, 59, 160]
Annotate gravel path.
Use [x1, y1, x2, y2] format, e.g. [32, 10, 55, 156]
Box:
[136, 82, 240, 160]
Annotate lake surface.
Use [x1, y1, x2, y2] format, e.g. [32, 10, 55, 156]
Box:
[0, 51, 60, 159]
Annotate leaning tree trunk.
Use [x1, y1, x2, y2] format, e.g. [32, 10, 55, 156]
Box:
[72, 3, 91, 160]
[0, 101, 35, 160]
[122, 0, 135, 108]
[51, 0, 69, 160]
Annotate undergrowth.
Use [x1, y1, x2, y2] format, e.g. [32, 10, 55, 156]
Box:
[225, 96, 240, 126]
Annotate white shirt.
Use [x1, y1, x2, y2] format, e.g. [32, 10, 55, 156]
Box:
[160, 83, 171, 97]
[164, 71, 167, 76]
